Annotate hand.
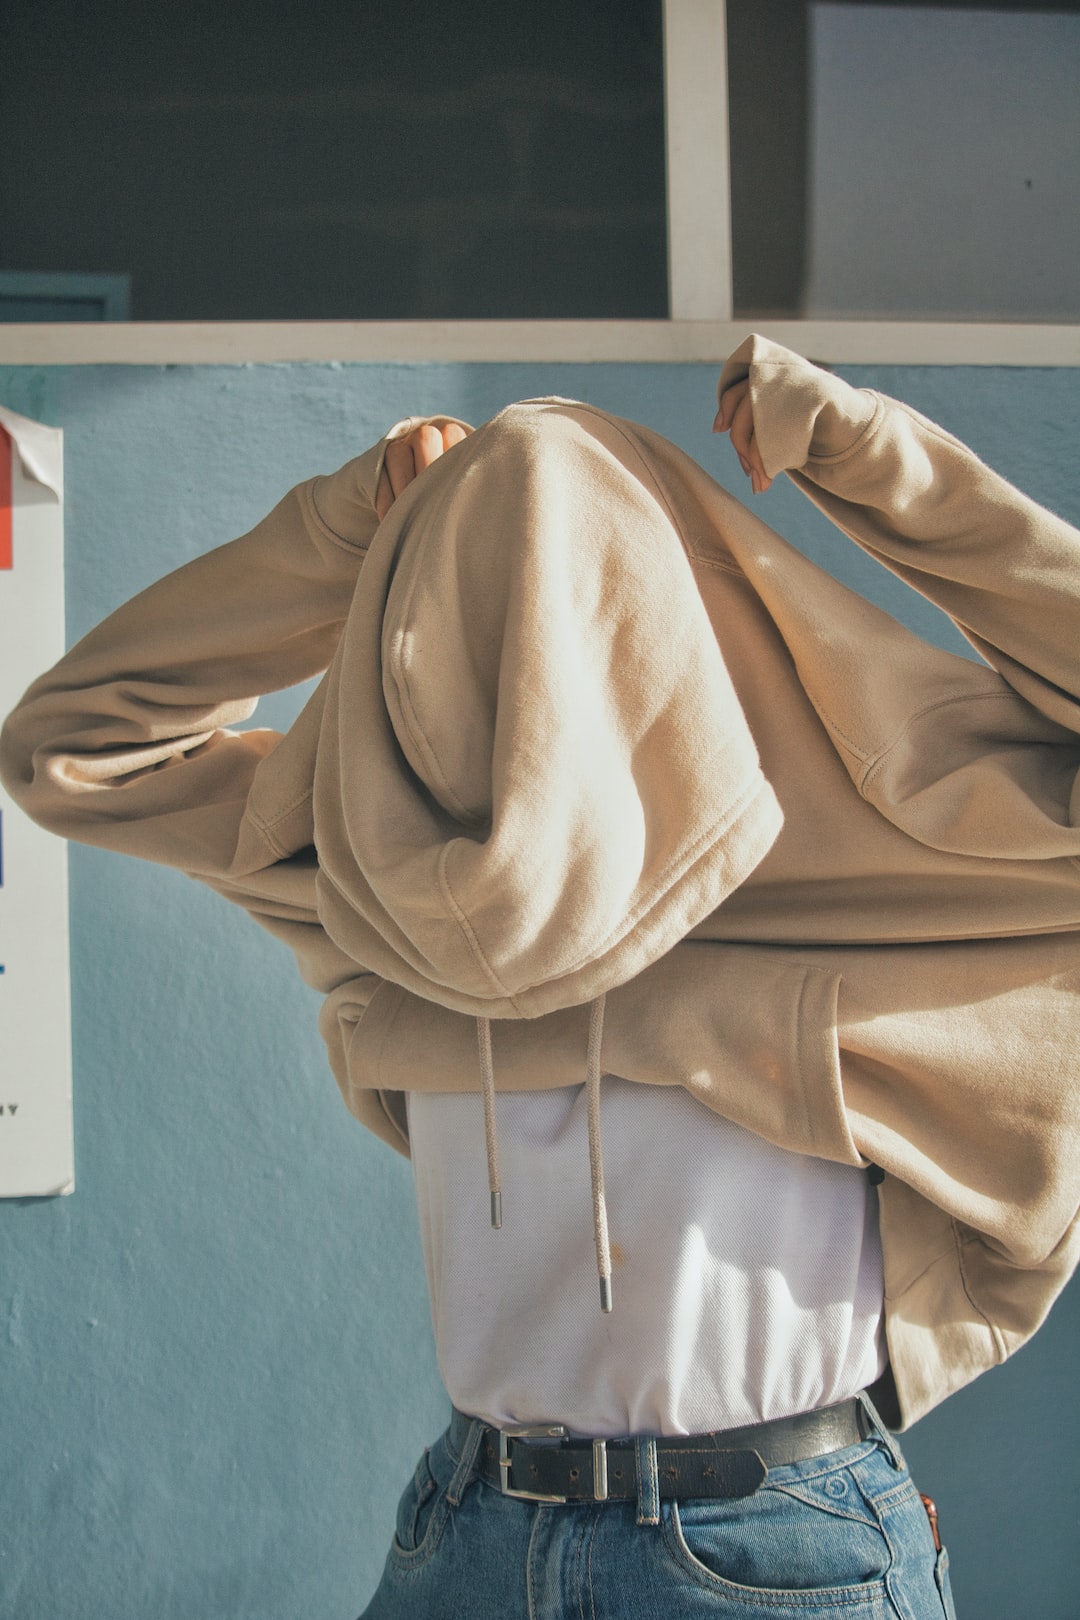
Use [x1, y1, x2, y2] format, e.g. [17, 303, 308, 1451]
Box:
[375, 421, 471, 522]
[713, 378, 773, 495]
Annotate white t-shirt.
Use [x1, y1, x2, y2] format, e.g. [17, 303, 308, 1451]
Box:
[407, 1076, 887, 1438]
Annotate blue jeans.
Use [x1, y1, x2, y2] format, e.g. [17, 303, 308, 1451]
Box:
[358, 1409, 957, 1619]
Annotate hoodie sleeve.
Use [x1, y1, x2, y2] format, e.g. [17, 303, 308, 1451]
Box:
[718, 334, 1080, 739]
[0, 417, 467, 883]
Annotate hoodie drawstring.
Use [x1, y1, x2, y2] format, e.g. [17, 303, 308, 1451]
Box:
[586, 993, 612, 1313]
[475, 994, 612, 1313]
[476, 1016, 502, 1230]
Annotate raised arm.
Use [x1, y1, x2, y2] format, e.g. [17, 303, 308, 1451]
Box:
[0, 417, 470, 882]
[714, 334, 1080, 735]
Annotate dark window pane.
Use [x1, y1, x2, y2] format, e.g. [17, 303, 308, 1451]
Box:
[1, 0, 666, 320]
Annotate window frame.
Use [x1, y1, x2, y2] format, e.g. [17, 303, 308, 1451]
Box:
[0, 0, 1076, 367]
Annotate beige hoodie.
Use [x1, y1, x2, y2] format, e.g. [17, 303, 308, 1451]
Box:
[3, 337, 1078, 1427]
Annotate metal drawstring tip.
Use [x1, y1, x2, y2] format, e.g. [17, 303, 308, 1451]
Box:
[490, 1190, 503, 1230]
[599, 1276, 613, 1314]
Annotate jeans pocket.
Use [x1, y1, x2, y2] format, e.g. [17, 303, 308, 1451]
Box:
[391, 1434, 458, 1561]
[664, 1468, 892, 1602]
[934, 1548, 958, 1620]
[392, 1448, 438, 1555]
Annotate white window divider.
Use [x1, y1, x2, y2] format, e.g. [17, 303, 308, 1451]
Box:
[664, 0, 734, 322]
[0, 318, 1078, 367]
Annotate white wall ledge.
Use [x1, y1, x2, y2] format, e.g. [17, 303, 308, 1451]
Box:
[1, 319, 1078, 367]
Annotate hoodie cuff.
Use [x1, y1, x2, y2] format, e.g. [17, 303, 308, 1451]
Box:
[311, 415, 474, 551]
[717, 335, 879, 478]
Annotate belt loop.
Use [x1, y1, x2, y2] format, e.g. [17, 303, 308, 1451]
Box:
[634, 1435, 660, 1525]
[857, 1390, 906, 1472]
[447, 1416, 484, 1507]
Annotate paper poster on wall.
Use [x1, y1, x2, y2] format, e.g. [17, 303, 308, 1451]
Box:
[0, 406, 73, 1196]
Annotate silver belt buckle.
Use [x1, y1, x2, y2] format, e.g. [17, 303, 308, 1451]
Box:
[497, 1423, 569, 1503]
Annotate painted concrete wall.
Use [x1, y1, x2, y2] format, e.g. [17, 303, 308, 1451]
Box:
[0, 357, 1077, 1619]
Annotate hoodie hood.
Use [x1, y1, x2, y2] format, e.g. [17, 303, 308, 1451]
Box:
[311, 399, 783, 1019]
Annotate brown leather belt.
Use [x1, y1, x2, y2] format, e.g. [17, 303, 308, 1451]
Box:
[451, 1397, 868, 1504]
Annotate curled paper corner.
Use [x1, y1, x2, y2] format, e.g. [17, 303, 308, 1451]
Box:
[0, 404, 63, 501]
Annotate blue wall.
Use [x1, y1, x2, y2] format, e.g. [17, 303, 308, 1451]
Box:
[1, 357, 1077, 1619]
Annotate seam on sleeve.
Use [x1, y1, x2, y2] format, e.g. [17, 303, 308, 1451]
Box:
[858, 688, 1023, 794]
[954, 1221, 1008, 1363]
[685, 552, 745, 579]
[248, 785, 314, 856]
[304, 477, 374, 557]
[804, 393, 887, 467]
[802, 682, 1010, 776]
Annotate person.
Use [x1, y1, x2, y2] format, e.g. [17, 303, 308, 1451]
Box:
[3, 337, 1079, 1620]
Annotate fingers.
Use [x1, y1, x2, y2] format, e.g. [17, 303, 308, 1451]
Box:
[440, 422, 469, 452]
[408, 422, 453, 476]
[730, 392, 772, 495]
[375, 420, 471, 521]
[713, 378, 748, 436]
[713, 378, 772, 494]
